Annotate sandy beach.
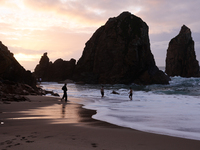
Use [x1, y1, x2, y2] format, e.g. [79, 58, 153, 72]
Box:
[1, 96, 200, 150]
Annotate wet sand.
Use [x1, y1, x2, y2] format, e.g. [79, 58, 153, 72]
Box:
[1, 95, 200, 150]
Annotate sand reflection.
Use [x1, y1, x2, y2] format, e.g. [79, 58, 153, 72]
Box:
[61, 103, 66, 118]
[7, 102, 82, 124]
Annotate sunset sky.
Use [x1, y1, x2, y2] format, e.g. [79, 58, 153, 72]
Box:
[0, 0, 200, 71]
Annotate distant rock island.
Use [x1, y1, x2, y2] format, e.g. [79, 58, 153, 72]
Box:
[165, 25, 200, 77]
[33, 52, 76, 82]
[73, 11, 170, 84]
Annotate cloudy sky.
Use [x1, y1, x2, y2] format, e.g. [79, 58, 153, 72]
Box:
[0, 0, 200, 71]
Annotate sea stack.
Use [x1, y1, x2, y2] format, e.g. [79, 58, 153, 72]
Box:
[33, 53, 76, 81]
[165, 25, 200, 77]
[73, 11, 170, 84]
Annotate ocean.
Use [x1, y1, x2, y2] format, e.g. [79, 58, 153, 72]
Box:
[41, 73, 200, 141]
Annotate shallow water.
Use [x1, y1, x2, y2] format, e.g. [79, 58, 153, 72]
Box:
[6, 103, 82, 124]
[41, 76, 200, 140]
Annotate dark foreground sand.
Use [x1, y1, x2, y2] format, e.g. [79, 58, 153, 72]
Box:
[1, 96, 200, 150]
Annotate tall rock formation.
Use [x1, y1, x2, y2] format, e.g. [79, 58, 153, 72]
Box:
[73, 11, 170, 84]
[165, 25, 200, 77]
[0, 41, 36, 87]
[33, 52, 50, 80]
[34, 53, 76, 81]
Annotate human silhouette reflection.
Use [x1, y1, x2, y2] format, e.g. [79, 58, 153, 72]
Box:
[61, 103, 66, 118]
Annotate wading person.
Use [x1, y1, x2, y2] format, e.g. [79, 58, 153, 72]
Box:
[61, 83, 68, 102]
[101, 86, 104, 97]
[129, 87, 133, 100]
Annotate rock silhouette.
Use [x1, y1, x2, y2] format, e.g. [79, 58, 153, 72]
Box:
[73, 11, 170, 84]
[165, 25, 200, 77]
[34, 53, 76, 81]
[0, 41, 36, 87]
[0, 41, 51, 100]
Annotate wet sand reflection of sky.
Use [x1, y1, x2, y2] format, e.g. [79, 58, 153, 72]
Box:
[6, 102, 82, 124]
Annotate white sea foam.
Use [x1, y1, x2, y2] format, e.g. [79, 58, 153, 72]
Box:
[41, 76, 200, 140]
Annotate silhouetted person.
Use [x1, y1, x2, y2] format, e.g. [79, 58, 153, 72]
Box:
[129, 87, 132, 100]
[61, 83, 68, 102]
[101, 86, 104, 97]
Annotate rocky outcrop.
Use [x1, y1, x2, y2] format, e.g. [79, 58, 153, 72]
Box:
[33, 52, 50, 81]
[34, 53, 76, 81]
[0, 41, 36, 87]
[0, 80, 59, 102]
[0, 41, 53, 101]
[73, 12, 170, 84]
[0, 80, 37, 95]
[165, 25, 200, 77]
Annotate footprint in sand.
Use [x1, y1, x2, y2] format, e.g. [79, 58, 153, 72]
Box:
[26, 140, 34, 143]
[91, 143, 98, 148]
[6, 144, 13, 148]
[28, 135, 37, 138]
[21, 137, 27, 140]
[5, 140, 12, 144]
[0, 133, 37, 150]
[44, 136, 53, 138]
[72, 138, 76, 140]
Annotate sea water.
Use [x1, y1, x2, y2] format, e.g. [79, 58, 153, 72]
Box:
[41, 76, 200, 141]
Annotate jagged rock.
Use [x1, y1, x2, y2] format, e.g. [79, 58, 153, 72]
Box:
[0, 41, 36, 87]
[1, 94, 31, 102]
[33, 52, 50, 80]
[0, 42, 59, 98]
[73, 11, 170, 84]
[0, 81, 37, 95]
[0, 81, 59, 101]
[45, 90, 60, 97]
[165, 25, 200, 77]
[111, 90, 119, 94]
[33, 53, 76, 82]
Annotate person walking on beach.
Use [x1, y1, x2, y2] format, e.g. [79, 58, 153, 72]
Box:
[101, 86, 104, 97]
[61, 83, 68, 102]
[129, 87, 133, 100]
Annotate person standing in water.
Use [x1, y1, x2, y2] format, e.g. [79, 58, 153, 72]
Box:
[61, 83, 68, 102]
[101, 86, 104, 97]
[129, 87, 133, 100]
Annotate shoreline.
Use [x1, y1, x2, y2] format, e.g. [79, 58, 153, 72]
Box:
[1, 95, 200, 150]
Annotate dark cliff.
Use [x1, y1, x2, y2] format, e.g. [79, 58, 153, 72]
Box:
[73, 12, 170, 84]
[165, 25, 200, 77]
[0, 41, 36, 87]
